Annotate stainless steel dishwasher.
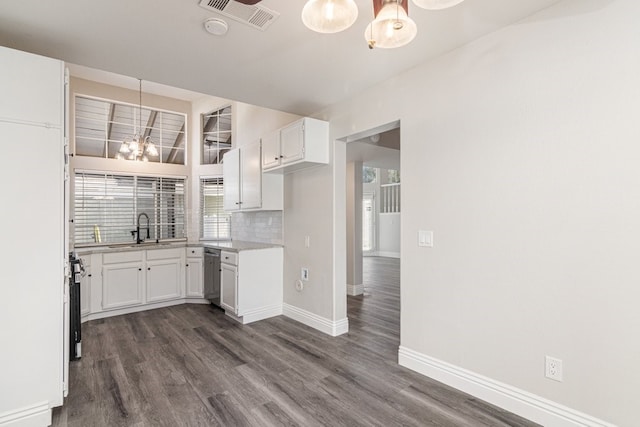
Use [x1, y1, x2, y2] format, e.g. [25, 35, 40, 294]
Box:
[204, 247, 221, 307]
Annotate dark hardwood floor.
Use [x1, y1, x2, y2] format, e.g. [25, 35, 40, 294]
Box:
[53, 256, 538, 426]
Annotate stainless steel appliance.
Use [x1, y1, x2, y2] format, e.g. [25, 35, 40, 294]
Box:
[204, 247, 221, 306]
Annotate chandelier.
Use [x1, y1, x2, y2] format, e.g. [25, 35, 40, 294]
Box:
[301, 0, 465, 49]
[115, 79, 159, 162]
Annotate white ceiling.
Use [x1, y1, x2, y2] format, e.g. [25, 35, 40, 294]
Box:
[0, 0, 562, 115]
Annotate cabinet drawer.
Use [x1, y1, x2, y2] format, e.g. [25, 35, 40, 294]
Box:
[147, 247, 184, 260]
[221, 251, 237, 266]
[187, 247, 204, 257]
[103, 250, 143, 264]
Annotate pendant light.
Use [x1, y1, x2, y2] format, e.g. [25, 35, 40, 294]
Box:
[365, 0, 417, 49]
[116, 79, 159, 162]
[411, 0, 464, 10]
[302, 0, 359, 34]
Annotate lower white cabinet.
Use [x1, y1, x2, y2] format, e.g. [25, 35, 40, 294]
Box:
[146, 258, 182, 303]
[186, 256, 204, 298]
[80, 257, 91, 317]
[220, 247, 283, 324]
[220, 262, 238, 314]
[102, 261, 144, 310]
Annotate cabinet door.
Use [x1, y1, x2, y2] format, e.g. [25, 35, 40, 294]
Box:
[186, 257, 204, 298]
[241, 141, 262, 210]
[146, 258, 182, 303]
[80, 267, 91, 316]
[261, 130, 281, 170]
[220, 263, 238, 315]
[223, 148, 241, 211]
[280, 120, 305, 165]
[102, 262, 143, 310]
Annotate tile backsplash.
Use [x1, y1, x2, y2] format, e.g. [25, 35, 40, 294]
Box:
[231, 211, 283, 245]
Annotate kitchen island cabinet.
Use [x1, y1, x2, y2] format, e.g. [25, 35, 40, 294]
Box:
[219, 247, 283, 324]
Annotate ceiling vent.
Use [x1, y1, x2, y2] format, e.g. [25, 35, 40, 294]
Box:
[198, 0, 280, 31]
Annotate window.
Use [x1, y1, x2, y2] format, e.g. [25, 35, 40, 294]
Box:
[202, 106, 232, 164]
[200, 178, 231, 240]
[75, 96, 187, 164]
[363, 192, 376, 252]
[74, 172, 186, 245]
[363, 166, 377, 184]
[387, 169, 400, 184]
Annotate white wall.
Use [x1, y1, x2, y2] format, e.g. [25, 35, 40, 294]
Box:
[285, 0, 638, 425]
[378, 213, 400, 257]
[346, 161, 363, 292]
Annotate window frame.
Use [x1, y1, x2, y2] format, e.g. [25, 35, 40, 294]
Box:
[200, 176, 231, 241]
[73, 93, 188, 165]
[73, 170, 188, 247]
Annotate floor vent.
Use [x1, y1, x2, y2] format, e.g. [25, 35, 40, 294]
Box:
[199, 0, 280, 31]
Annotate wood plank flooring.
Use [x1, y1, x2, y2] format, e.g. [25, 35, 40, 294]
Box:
[52, 256, 538, 426]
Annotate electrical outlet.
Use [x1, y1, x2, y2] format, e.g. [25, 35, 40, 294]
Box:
[301, 268, 309, 281]
[545, 356, 563, 382]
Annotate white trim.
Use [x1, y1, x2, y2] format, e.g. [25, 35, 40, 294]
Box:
[83, 298, 190, 322]
[283, 303, 349, 336]
[0, 402, 51, 427]
[239, 304, 283, 324]
[398, 347, 617, 427]
[376, 251, 400, 259]
[347, 283, 364, 296]
[81, 298, 211, 322]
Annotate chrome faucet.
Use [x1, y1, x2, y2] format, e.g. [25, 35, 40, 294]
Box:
[136, 212, 150, 244]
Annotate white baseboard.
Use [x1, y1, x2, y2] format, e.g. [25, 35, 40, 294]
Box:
[398, 347, 616, 427]
[83, 298, 191, 322]
[347, 283, 364, 296]
[376, 251, 400, 258]
[0, 402, 51, 427]
[239, 304, 283, 324]
[283, 303, 349, 337]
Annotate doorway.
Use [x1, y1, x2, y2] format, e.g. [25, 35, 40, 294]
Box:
[344, 122, 401, 329]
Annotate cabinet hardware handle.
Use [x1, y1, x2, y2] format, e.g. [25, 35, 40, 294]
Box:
[88, 274, 92, 277]
[186, 264, 189, 267]
[138, 268, 142, 271]
[280, 155, 284, 158]
[274, 157, 279, 160]
[148, 267, 151, 271]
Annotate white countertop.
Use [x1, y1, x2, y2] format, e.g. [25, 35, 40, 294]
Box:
[75, 240, 282, 255]
[202, 240, 282, 252]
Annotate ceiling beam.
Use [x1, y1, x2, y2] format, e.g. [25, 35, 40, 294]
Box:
[103, 103, 116, 158]
[166, 123, 185, 164]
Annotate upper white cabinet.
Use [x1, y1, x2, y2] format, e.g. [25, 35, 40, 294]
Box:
[262, 117, 329, 174]
[223, 139, 283, 212]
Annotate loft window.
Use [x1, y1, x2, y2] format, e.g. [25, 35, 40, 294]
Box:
[202, 105, 232, 164]
[74, 95, 187, 165]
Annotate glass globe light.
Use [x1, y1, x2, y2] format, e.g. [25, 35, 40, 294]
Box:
[364, 2, 417, 49]
[302, 0, 358, 34]
[411, 0, 465, 10]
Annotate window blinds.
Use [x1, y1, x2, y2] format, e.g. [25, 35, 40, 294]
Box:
[74, 172, 186, 245]
[200, 177, 231, 240]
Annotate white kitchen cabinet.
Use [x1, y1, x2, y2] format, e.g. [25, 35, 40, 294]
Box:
[1, 46, 66, 425]
[262, 117, 329, 173]
[80, 259, 91, 317]
[186, 250, 204, 298]
[261, 130, 281, 170]
[220, 261, 238, 315]
[146, 259, 182, 303]
[223, 139, 283, 212]
[146, 248, 184, 303]
[219, 247, 283, 324]
[102, 261, 144, 310]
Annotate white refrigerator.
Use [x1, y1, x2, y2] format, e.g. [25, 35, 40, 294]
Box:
[0, 46, 67, 426]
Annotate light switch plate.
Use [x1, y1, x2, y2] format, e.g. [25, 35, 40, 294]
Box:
[418, 230, 433, 247]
